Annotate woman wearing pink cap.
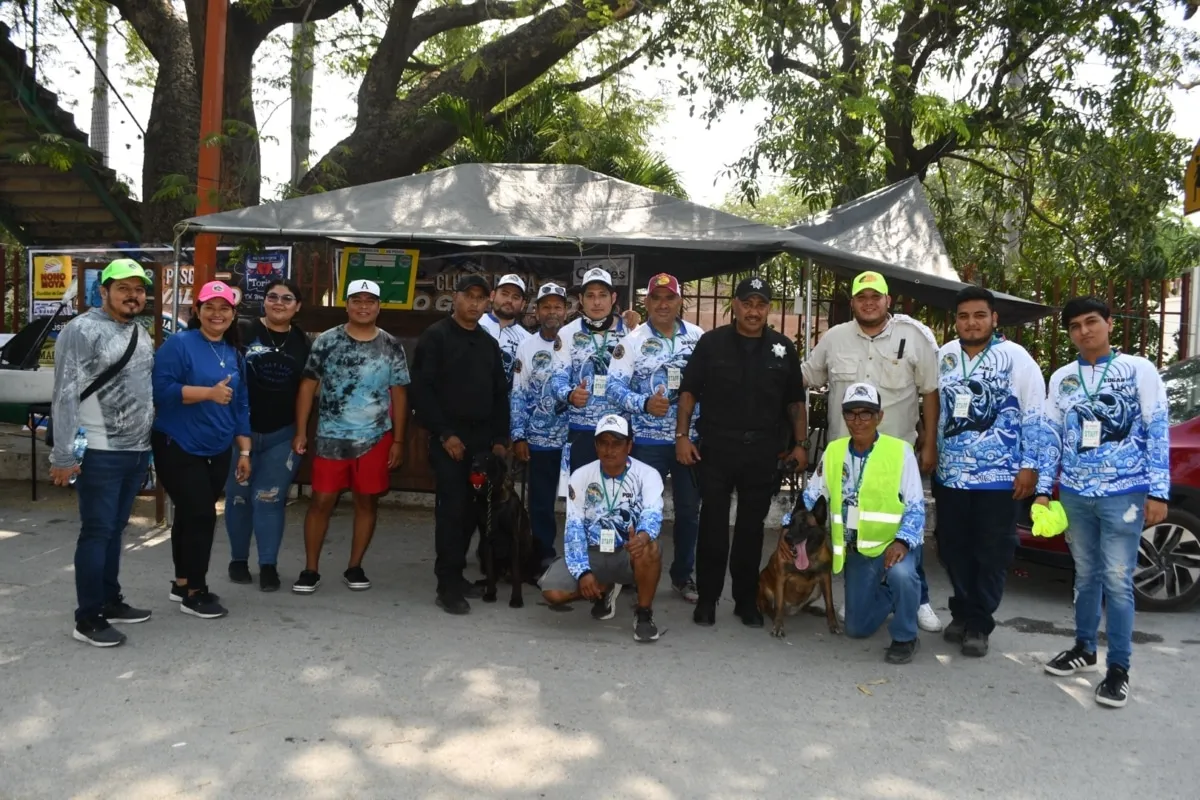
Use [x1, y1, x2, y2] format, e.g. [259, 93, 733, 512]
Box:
[151, 280, 252, 620]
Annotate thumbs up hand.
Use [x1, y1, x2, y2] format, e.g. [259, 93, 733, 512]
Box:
[569, 376, 591, 408]
[209, 375, 234, 405]
[625, 523, 648, 558]
[645, 383, 670, 417]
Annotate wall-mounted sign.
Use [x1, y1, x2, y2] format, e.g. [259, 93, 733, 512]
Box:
[335, 247, 419, 309]
[33, 255, 72, 300]
[572, 256, 632, 287]
[1186, 138, 1200, 217]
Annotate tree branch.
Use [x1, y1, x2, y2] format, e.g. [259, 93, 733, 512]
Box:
[409, 0, 551, 45]
[104, 0, 185, 63]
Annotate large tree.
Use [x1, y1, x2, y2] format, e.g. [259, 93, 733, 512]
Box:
[658, 0, 1198, 280]
[26, 0, 659, 239]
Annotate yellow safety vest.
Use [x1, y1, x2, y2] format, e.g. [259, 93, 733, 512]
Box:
[823, 434, 908, 573]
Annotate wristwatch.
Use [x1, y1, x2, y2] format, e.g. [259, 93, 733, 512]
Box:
[799, 438, 811, 449]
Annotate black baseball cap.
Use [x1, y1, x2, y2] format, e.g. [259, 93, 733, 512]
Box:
[455, 274, 490, 293]
[735, 276, 772, 302]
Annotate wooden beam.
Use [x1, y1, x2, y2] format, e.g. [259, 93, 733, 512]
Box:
[0, 174, 88, 193]
[9, 207, 119, 224]
[4, 192, 108, 209]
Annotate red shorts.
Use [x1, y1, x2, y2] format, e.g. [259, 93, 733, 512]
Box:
[311, 431, 393, 495]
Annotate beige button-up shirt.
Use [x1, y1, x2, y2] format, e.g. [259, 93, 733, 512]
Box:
[802, 315, 939, 444]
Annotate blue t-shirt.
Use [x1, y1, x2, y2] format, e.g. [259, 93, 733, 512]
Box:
[302, 325, 411, 460]
[152, 329, 251, 457]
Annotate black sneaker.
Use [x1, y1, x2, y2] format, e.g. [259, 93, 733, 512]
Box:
[436, 592, 471, 615]
[885, 637, 920, 664]
[693, 600, 716, 627]
[734, 603, 764, 628]
[1095, 665, 1130, 708]
[943, 618, 966, 644]
[591, 583, 622, 620]
[259, 565, 281, 592]
[228, 560, 253, 584]
[961, 631, 989, 658]
[633, 606, 660, 642]
[102, 595, 152, 624]
[292, 570, 321, 594]
[72, 616, 126, 648]
[1044, 642, 1099, 676]
[168, 582, 186, 603]
[343, 566, 371, 591]
[180, 591, 228, 619]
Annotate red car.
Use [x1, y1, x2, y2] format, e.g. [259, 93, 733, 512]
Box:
[1016, 356, 1200, 611]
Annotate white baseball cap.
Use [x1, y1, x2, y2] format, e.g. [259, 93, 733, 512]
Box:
[581, 267, 613, 288]
[346, 279, 381, 298]
[496, 274, 526, 294]
[536, 282, 566, 302]
[841, 382, 881, 412]
[594, 413, 631, 440]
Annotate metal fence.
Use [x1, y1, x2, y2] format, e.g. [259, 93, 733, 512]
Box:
[678, 262, 1192, 372]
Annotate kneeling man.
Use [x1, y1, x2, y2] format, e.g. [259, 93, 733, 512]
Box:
[804, 382, 927, 663]
[540, 414, 665, 642]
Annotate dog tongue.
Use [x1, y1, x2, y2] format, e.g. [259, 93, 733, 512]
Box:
[794, 547, 810, 571]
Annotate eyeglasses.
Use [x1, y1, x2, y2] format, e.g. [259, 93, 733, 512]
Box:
[842, 409, 877, 422]
[265, 293, 296, 303]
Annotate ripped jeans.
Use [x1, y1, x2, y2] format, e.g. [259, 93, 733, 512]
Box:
[1059, 489, 1146, 670]
[225, 425, 300, 567]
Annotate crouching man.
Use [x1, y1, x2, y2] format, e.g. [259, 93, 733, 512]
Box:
[804, 382, 928, 664]
[540, 414, 665, 642]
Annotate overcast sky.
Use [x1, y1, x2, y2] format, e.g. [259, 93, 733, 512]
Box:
[22, 11, 1200, 214]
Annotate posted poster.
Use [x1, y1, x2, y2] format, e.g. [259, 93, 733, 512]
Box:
[33, 255, 72, 300]
[238, 250, 289, 307]
[336, 248, 419, 309]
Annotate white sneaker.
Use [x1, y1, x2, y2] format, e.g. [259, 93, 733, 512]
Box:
[917, 603, 943, 632]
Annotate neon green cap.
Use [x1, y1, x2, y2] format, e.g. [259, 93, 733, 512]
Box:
[100, 258, 152, 285]
[851, 271, 888, 296]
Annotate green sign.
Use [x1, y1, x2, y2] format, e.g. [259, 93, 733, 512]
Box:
[337, 247, 420, 309]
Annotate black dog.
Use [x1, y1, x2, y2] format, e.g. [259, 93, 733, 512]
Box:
[469, 452, 540, 608]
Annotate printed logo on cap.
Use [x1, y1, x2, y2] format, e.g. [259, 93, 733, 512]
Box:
[749, 278, 764, 290]
[656, 275, 672, 286]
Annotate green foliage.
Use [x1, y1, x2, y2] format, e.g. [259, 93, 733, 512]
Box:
[658, 0, 1199, 285]
[433, 87, 686, 197]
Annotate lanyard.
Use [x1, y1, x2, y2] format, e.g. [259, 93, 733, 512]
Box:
[849, 443, 874, 496]
[599, 461, 630, 513]
[652, 320, 681, 357]
[1078, 354, 1117, 400]
[590, 328, 610, 360]
[961, 338, 994, 380]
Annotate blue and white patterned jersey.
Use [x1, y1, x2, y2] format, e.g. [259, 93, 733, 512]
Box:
[510, 332, 568, 451]
[564, 457, 664, 579]
[803, 436, 925, 550]
[606, 319, 703, 444]
[1045, 352, 1170, 499]
[549, 316, 631, 432]
[480, 313, 531, 387]
[935, 338, 1055, 490]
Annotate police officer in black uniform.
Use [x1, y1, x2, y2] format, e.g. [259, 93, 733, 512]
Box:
[676, 276, 809, 627]
[411, 274, 510, 616]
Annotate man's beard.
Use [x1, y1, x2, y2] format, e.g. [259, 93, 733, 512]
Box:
[540, 319, 563, 337]
[108, 301, 141, 321]
[961, 333, 993, 348]
[493, 306, 517, 321]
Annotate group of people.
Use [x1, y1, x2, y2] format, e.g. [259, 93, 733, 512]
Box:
[51, 259, 1169, 709]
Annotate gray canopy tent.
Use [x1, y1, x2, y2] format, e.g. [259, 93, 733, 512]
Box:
[176, 163, 1049, 323]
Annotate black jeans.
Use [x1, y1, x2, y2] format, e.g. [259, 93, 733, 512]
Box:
[932, 483, 1019, 635]
[152, 431, 232, 593]
[527, 448, 562, 563]
[567, 428, 597, 473]
[430, 424, 492, 595]
[695, 437, 780, 608]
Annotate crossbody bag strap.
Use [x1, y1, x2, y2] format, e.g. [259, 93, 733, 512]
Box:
[80, 325, 139, 402]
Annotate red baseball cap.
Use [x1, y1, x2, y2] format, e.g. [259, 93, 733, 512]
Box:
[646, 273, 680, 296]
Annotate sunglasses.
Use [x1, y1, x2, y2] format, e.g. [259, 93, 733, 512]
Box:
[265, 293, 296, 303]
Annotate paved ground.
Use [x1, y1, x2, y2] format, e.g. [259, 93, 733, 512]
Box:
[1, 481, 1197, 800]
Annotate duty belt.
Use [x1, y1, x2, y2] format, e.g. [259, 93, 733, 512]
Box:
[700, 427, 780, 445]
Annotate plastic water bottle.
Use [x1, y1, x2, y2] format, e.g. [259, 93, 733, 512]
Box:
[68, 428, 87, 486]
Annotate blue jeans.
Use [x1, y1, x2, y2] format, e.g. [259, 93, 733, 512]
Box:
[225, 425, 300, 566]
[843, 543, 924, 643]
[527, 448, 561, 563]
[1059, 490, 1145, 670]
[633, 442, 700, 584]
[74, 449, 151, 622]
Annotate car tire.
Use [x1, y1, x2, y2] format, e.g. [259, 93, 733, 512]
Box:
[1134, 507, 1200, 611]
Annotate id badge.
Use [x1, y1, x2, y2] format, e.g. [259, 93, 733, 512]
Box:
[600, 528, 617, 553]
[953, 392, 970, 419]
[846, 506, 860, 530]
[667, 366, 682, 390]
[592, 375, 608, 396]
[1081, 419, 1101, 449]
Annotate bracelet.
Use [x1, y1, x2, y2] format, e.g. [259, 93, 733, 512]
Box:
[239, 450, 251, 457]
[675, 433, 688, 439]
